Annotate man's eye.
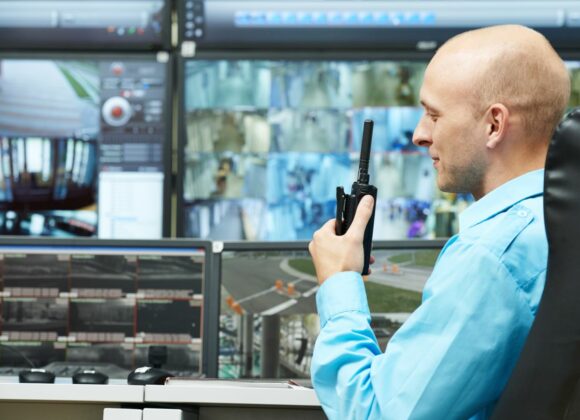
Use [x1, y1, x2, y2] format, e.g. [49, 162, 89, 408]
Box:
[428, 114, 438, 122]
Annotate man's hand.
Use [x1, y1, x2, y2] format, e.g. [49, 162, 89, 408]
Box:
[309, 195, 375, 285]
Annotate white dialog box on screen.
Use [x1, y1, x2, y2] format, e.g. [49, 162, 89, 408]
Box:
[98, 171, 163, 239]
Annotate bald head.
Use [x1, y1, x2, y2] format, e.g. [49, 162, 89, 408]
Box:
[431, 25, 570, 142]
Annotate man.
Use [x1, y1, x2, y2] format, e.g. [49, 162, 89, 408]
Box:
[308, 25, 571, 419]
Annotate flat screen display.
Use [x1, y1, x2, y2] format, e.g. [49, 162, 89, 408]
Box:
[180, 58, 580, 241]
[180, 0, 580, 51]
[0, 53, 171, 238]
[216, 241, 444, 379]
[0, 0, 170, 50]
[179, 58, 471, 241]
[0, 240, 207, 377]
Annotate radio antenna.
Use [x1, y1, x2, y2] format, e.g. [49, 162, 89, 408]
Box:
[357, 119, 373, 185]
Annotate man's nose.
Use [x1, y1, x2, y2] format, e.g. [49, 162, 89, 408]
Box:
[412, 116, 432, 148]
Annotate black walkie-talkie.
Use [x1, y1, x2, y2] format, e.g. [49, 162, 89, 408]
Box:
[336, 119, 377, 275]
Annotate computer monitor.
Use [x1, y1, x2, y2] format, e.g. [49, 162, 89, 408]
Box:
[567, 60, 580, 109]
[178, 55, 580, 242]
[0, 52, 172, 238]
[0, 237, 215, 378]
[178, 0, 580, 52]
[0, 0, 171, 51]
[177, 55, 463, 241]
[215, 239, 446, 379]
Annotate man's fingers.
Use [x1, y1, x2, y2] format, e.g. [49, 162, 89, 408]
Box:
[312, 218, 337, 243]
[322, 218, 336, 232]
[369, 255, 375, 265]
[346, 195, 374, 241]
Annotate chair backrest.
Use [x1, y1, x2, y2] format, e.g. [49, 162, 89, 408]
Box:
[492, 109, 580, 419]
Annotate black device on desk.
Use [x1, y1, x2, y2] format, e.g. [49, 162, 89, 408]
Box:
[72, 370, 109, 385]
[19, 369, 55, 384]
[128, 366, 174, 385]
[128, 346, 174, 385]
[336, 119, 378, 275]
[42, 362, 130, 380]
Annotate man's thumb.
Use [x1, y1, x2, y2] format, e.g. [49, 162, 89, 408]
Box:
[346, 195, 374, 241]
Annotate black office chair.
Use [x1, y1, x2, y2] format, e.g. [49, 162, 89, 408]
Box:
[492, 109, 580, 419]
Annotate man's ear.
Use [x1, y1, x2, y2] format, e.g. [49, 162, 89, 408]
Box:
[485, 103, 509, 149]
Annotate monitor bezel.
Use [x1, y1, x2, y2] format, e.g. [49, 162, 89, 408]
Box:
[175, 49, 580, 240]
[0, 0, 173, 52]
[174, 50, 437, 239]
[177, 0, 580, 53]
[213, 239, 446, 377]
[219, 238, 447, 252]
[0, 236, 217, 376]
[0, 51, 174, 239]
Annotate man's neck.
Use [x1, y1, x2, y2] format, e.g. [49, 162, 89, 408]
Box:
[473, 137, 548, 200]
[475, 162, 545, 201]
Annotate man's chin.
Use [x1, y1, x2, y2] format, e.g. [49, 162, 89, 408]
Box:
[436, 178, 452, 193]
[437, 179, 467, 194]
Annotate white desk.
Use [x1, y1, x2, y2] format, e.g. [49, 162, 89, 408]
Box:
[0, 383, 144, 420]
[0, 381, 326, 420]
[145, 382, 319, 406]
[145, 383, 325, 420]
[0, 383, 143, 402]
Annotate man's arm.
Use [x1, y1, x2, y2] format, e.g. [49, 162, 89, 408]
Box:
[311, 245, 535, 419]
[309, 199, 537, 419]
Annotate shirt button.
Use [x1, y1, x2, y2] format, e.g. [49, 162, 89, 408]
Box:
[517, 210, 528, 217]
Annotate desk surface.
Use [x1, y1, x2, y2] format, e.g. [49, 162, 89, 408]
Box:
[145, 383, 320, 407]
[0, 383, 144, 403]
[0, 382, 320, 407]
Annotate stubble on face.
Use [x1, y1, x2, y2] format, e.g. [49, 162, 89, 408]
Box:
[424, 53, 490, 197]
[437, 147, 488, 196]
[428, 92, 489, 196]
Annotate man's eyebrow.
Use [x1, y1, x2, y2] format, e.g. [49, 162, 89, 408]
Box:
[420, 100, 440, 114]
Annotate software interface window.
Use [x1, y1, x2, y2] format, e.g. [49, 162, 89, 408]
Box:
[0, 0, 168, 50]
[0, 56, 169, 238]
[217, 243, 442, 379]
[0, 244, 205, 377]
[181, 59, 455, 242]
[181, 59, 580, 242]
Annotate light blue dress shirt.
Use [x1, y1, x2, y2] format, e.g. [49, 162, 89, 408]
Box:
[311, 169, 547, 420]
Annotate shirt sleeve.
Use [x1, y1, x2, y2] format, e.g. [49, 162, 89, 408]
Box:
[311, 243, 535, 420]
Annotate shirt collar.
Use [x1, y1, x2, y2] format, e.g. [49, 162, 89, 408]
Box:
[459, 169, 544, 231]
